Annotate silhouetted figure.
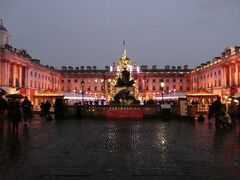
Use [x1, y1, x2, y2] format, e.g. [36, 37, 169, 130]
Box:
[212, 96, 223, 128]
[44, 100, 52, 120]
[8, 98, 21, 132]
[218, 106, 233, 129]
[21, 96, 31, 123]
[40, 102, 44, 117]
[54, 98, 63, 119]
[0, 94, 8, 121]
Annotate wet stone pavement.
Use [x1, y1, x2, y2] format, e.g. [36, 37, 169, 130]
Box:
[0, 116, 240, 180]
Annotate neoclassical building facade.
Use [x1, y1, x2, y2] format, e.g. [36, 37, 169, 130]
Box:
[0, 22, 239, 103]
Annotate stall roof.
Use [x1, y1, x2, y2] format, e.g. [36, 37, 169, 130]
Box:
[34, 93, 64, 98]
[187, 93, 218, 97]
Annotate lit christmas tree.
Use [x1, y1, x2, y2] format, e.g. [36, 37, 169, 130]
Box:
[109, 50, 138, 103]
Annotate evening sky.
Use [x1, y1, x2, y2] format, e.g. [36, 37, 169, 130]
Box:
[0, 0, 240, 69]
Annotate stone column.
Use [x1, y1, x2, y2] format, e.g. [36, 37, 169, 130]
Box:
[0, 60, 2, 86]
[221, 66, 225, 88]
[12, 63, 16, 87]
[19, 65, 22, 87]
[235, 63, 239, 86]
[6, 60, 10, 86]
[25, 68, 29, 88]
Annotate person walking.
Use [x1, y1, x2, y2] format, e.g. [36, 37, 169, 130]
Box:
[21, 96, 32, 124]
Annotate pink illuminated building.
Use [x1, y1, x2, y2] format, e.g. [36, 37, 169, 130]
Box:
[0, 21, 240, 105]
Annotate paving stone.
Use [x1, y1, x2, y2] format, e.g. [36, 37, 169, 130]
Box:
[0, 117, 240, 179]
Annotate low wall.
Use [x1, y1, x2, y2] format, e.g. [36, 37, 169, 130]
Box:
[62, 105, 179, 119]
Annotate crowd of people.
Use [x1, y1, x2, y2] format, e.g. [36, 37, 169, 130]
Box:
[208, 96, 237, 128]
[0, 94, 32, 132]
[0, 94, 64, 132]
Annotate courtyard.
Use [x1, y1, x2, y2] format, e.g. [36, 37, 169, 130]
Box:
[0, 116, 240, 179]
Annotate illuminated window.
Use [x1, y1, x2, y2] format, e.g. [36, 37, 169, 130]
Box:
[218, 79, 221, 86]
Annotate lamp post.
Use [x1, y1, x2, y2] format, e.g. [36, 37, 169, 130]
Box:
[73, 89, 77, 103]
[160, 80, 165, 101]
[81, 79, 85, 104]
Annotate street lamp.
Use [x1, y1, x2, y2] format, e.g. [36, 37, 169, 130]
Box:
[73, 89, 76, 103]
[160, 80, 165, 101]
[81, 79, 85, 104]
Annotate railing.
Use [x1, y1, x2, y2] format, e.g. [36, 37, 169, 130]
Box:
[61, 105, 178, 119]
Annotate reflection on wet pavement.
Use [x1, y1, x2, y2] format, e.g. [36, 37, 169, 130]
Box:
[0, 117, 240, 179]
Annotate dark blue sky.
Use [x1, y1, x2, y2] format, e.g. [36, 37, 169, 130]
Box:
[1, 0, 240, 69]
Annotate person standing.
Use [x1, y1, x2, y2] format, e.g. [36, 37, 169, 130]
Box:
[212, 96, 223, 128]
[8, 98, 21, 132]
[21, 96, 32, 124]
[54, 98, 63, 119]
[40, 102, 45, 117]
[0, 94, 8, 127]
[44, 100, 51, 120]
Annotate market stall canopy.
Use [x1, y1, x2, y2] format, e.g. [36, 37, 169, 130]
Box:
[6, 94, 24, 99]
[33, 93, 64, 98]
[186, 93, 218, 98]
